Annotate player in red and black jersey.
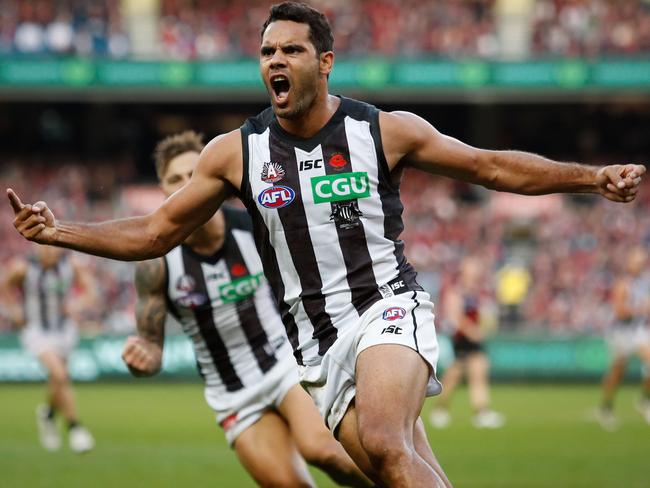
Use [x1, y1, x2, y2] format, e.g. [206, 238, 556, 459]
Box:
[429, 256, 505, 429]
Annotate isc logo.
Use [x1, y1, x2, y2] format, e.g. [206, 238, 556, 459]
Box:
[382, 307, 406, 321]
[258, 186, 295, 209]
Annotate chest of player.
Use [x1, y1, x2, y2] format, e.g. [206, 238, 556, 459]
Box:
[168, 258, 264, 313]
[249, 130, 383, 233]
[25, 265, 73, 297]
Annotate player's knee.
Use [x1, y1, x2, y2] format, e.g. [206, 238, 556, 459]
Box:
[48, 368, 69, 386]
[359, 428, 411, 470]
[297, 431, 340, 469]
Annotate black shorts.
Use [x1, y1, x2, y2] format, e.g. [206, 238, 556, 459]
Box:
[452, 335, 484, 359]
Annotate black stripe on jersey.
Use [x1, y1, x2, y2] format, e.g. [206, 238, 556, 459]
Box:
[241, 119, 303, 365]
[181, 248, 244, 392]
[222, 233, 277, 374]
[249, 204, 304, 365]
[322, 120, 381, 316]
[410, 291, 420, 352]
[269, 130, 337, 357]
[369, 105, 421, 289]
[38, 268, 49, 330]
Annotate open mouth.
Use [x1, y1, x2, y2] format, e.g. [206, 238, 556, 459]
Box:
[270, 75, 291, 104]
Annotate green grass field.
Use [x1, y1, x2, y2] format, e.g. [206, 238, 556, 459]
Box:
[1, 382, 649, 488]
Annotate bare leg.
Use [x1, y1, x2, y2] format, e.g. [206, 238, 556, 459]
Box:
[339, 344, 449, 488]
[234, 410, 315, 487]
[277, 385, 373, 487]
[601, 356, 628, 410]
[38, 351, 78, 423]
[435, 360, 464, 410]
[637, 343, 650, 399]
[466, 352, 490, 413]
[413, 417, 452, 487]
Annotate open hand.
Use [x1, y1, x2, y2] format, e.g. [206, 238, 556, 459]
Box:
[596, 164, 646, 202]
[7, 189, 57, 244]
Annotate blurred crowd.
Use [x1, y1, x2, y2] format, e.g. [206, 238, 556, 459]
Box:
[401, 171, 650, 336]
[0, 0, 129, 58]
[532, 0, 650, 57]
[2, 159, 649, 337]
[2, 0, 650, 59]
[159, 0, 497, 59]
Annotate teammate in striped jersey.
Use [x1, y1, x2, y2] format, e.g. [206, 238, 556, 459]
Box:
[595, 246, 650, 430]
[0, 245, 96, 453]
[121, 131, 371, 487]
[7, 2, 646, 486]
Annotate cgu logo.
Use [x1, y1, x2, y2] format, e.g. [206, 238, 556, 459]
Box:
[258, 186, 295, 209]
[219, 273, 264, 303]
[311, 172, 370, 203]
[382, 307, 406, 321]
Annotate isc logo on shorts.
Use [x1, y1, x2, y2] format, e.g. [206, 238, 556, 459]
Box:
[258, 186, 295, 209]
[382, 307, 406, 321]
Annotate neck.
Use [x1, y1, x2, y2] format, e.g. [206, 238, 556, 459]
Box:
[277, 92, 340, 139]
[184, 212, 225, 256]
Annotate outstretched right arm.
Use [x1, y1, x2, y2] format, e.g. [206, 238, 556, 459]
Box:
[121, 257, 168, 377]
[7, 130, 243, 261]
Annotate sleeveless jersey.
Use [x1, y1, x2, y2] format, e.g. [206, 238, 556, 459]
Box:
[23, 255, 75, 332]
[239, 96, 422, 366]
[164, 207, 288, 393]
[617, 274, 650, 328]
[453, 294, 480, 342]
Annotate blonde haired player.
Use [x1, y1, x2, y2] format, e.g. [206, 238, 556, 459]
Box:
[121, 131, 371, 487]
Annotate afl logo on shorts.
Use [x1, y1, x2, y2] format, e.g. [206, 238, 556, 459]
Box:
[382, 307, 406, 321]
[258, 186, 295, 209]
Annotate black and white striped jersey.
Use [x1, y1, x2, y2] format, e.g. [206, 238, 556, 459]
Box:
[164, 207, 289, 393]
[239, 96, 422, 366]
[23, 256, 74, 333]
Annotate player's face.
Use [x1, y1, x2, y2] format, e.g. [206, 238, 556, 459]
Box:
[161, 151, 200, 198]
[260, 20, 322, 119]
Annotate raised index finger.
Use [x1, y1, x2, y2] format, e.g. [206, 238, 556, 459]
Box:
[6, 189, 24, 213]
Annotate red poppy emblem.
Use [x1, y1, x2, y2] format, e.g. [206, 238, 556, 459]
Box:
[231, 263, 247, 276]
[329, 154, 347, 168]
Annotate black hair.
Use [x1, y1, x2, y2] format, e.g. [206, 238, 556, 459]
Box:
[261, 2, 334, 55]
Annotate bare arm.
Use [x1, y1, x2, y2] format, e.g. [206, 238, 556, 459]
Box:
[7, 130, 243, 260]
[0, 260, 27, 328]
[380, 111, 645, 202]
[121, 257, 168, 377]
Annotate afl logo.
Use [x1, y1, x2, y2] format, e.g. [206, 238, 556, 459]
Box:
[258, 186, 295, 209]
[382, 307, 406, 321]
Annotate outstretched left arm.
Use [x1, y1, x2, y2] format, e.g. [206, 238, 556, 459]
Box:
[380, 111, 645, 202]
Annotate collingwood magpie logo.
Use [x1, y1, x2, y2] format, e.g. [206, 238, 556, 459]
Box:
[261, 162, 285, 183]
[330, 201, 363, 230]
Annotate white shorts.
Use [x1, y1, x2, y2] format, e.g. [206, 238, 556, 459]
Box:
[204, 353, 300, 446]
[299, 291, 442, 433]
[20, 325, 79, 359]
[607, 323, 650, 358]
